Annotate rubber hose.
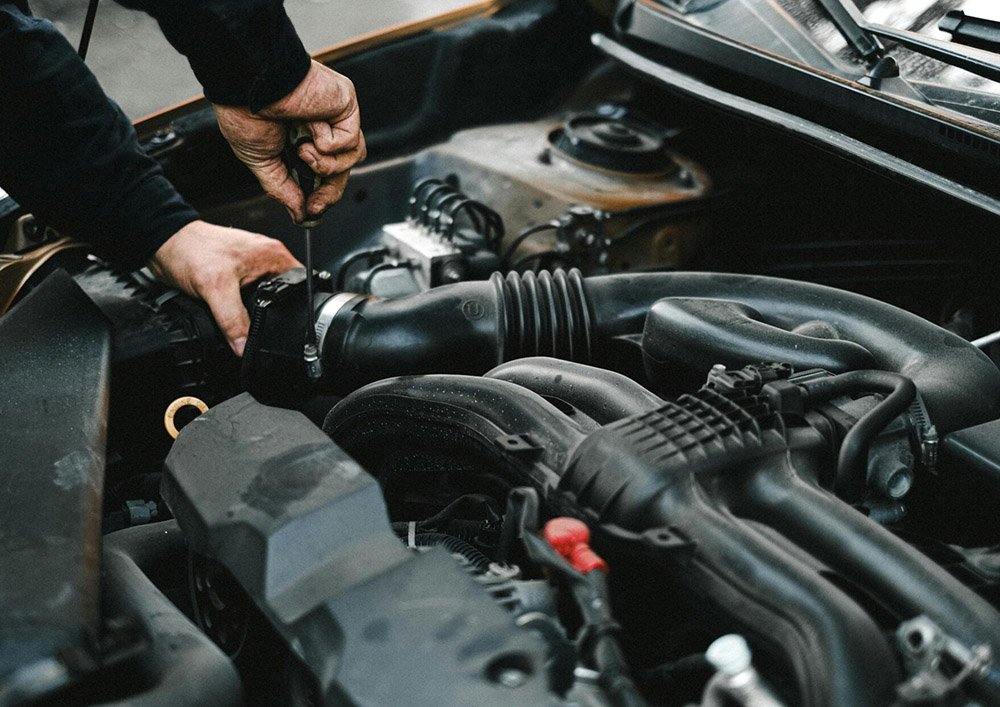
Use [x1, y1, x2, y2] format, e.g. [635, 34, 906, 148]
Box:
[311, 270, 1000, 433]
[798, 371, 917, 501]
[487, 357, 662, 424]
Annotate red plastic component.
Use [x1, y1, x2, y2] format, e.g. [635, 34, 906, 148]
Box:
[543, 517, 609, 574]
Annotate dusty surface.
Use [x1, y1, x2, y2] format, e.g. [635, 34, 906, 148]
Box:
[29, 1, 473, 119]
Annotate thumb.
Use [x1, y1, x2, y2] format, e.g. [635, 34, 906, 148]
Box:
[201, 278, 251, 356]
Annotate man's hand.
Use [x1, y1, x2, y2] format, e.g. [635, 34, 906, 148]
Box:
[213, 60, 366, 223]
[149, 220, 300, 356]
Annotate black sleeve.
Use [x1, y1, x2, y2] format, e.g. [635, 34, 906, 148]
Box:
[0, 5, 199, 270]
[113, 0, 312, 111]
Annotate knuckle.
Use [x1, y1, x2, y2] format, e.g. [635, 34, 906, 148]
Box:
[314, 161, 339, 177]
[267, 238, 290, 257]
[193, 268, 227, 296]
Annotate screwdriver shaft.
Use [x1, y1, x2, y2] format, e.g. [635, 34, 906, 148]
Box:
[303, 225, 317, 345]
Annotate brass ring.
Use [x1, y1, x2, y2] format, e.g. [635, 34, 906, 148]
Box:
[164, 396, 209, 440]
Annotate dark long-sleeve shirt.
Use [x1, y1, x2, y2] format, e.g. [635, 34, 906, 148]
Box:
[0, 1, 310, 270]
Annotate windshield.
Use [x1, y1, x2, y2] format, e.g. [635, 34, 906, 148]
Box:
[28, 0, 481, 120]
[662, 0, 1000, 127]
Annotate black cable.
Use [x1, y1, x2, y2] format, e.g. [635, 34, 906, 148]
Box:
[502, 222, 560, 265]
[408, 177, 447, 219]
[362, 262, 401, 292]
[421, 494, 501, 529]
[334, 247, 389, 291]
[419, 184, 455, 227]
[510, 249, 561, 272]
[448, 199, 498, 242]
[500, 488, 645, 707]
[432, 192, 466, 233]
[635, 653, 712, 688]
[581, 572, 646, 707]
[472, 202, 504, 244]
[434, 195, 479, 237]
[78, 0, 101, 60]
[798, 370, 917, 501]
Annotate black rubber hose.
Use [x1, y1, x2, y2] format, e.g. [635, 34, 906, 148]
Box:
[640, 298, 878, 392]
[584, 272, 1000, 433]
[101, 522, 242, 707]
[308, 269, 1000, 433]
[487, 357, 663, 424]
[581, 572, 646, 707]
[797, 371, 917, 501]
[316, 269, 591, 393]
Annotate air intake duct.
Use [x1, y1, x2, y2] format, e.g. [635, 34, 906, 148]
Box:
[243, 269, 1000, 433]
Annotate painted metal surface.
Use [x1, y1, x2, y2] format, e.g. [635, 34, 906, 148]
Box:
[29, 1, 493, 119]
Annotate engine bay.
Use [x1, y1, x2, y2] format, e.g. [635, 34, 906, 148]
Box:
[4, 3, 1000, 705]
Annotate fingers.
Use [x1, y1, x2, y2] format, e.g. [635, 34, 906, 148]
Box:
[214, 103, 309, 221]
[200, 236, 300, 355]
[252, 157, 306, 223]
[200, 274, 251, 356]
[298, 142, 365, 177]
[300, 108, 365, 174]
[308, 120, 337, 153]
[151, 221, 304, 357]
[306, 172, 351, 217]
[296, 123, 365, 218]
[218, 62, 365, 220]
[304, 105, 363, 154]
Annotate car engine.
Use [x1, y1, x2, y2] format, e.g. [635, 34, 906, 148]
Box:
[3, 2, 1000, 705]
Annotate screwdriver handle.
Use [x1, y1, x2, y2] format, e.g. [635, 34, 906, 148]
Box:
[284, 123, 322, 227]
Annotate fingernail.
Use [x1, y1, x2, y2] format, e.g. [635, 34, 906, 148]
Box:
[231, 336, 247, 357]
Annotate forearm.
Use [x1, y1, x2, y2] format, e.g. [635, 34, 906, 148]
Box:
[0, 6, 198, 270]
[113, 0, 311, 110]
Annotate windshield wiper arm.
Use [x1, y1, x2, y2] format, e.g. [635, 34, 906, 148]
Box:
[865, 22, 1000, 86]
[820, 0, 1000, 86]
[815, 0, 883, 60]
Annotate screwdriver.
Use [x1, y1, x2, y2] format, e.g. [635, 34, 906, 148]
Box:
[284, 124, 324, 381]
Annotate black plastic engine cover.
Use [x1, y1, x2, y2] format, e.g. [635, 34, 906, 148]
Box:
[0, 271, 110, 693]
[162, 393, 553, 705]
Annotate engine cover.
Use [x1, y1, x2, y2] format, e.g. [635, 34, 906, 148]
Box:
[162, 394, 553, 705]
